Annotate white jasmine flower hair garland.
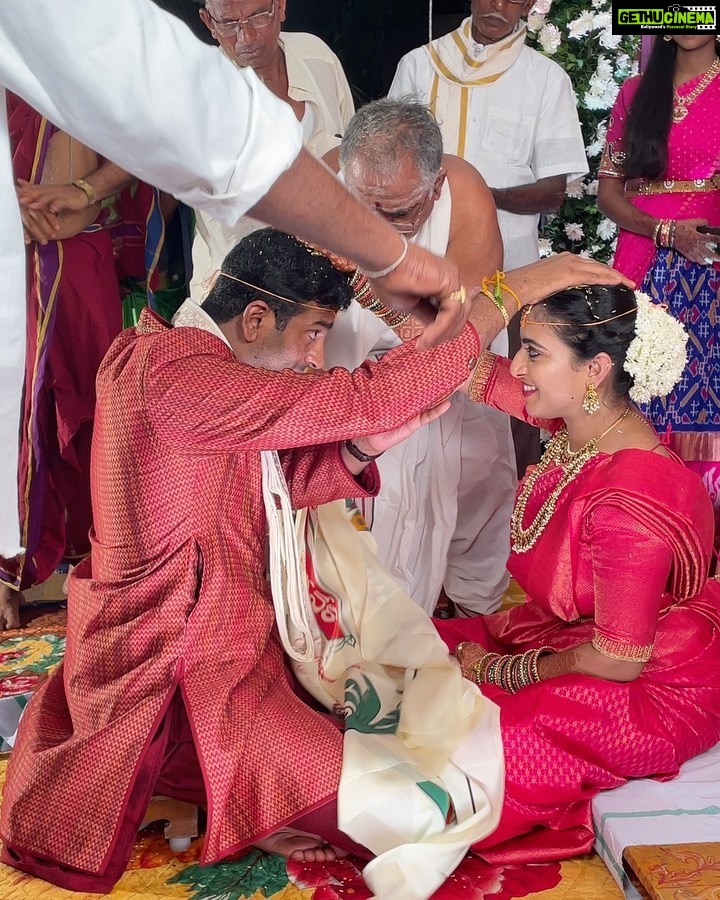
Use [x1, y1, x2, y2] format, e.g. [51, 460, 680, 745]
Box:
[623, 292, 688, 404]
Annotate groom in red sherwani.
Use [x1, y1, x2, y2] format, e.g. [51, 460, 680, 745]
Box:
[0, 226, 623, 892]
[0, 228, 481, 891]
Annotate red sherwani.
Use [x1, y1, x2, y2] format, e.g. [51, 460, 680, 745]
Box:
[1, 309, 480, 890]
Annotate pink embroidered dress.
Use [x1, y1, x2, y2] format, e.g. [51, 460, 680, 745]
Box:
[599, 70, 720, 520]
[436, 355, 720, 864]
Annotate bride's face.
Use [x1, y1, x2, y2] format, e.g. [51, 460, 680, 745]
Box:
[510, 321, 589, 420]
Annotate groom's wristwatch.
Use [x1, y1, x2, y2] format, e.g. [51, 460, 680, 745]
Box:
[344, 439, 383, 463]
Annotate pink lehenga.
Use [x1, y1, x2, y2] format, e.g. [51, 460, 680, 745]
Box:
[599, 71, 720, 525]
[435, 355, 720, 864]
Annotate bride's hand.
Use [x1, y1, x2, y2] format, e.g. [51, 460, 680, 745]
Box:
[454, 640, 490, 678]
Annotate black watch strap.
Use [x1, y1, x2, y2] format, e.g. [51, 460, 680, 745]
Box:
[344, 439, 383, 463]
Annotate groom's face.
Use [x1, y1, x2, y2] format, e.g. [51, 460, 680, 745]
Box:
[470, 0, 534, 45]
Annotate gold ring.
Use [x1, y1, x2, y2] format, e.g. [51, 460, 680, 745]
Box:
[449, 287, 466, 305]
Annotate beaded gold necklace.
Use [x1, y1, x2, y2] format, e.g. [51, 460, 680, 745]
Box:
[672, 58, 720, 123]
[510, 407, 630, 553]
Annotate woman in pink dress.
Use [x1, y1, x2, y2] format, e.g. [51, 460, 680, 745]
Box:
[597, 35, 720, 524]
[437, 284, 720, 863]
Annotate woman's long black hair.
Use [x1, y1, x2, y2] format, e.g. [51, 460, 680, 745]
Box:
[623, 38, 719, 180]
[534, 285, 638, 398]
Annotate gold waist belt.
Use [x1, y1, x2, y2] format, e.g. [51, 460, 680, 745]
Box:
[629, 176, 720, 196]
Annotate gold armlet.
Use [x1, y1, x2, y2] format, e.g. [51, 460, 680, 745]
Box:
[468, 351, 497, 404]
[592, 632, 653, 663]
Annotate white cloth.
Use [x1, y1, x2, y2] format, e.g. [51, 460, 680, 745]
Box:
[190, 31, 354, 300]
[389, 37, 588, 269]
[386, 28, 586, 612]
[0, 0, 303, 557]
[326, 181, 512, 613]
[283, 499, 504, 900]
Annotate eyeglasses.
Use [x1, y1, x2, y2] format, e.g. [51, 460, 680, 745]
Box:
[206, 1, 275, 36]
[372, 189, 432, 235]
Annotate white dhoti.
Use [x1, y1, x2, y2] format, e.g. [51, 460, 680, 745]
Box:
[326, 178, 515, 614]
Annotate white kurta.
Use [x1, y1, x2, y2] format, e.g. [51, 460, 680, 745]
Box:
[0, 0, 302, 556]
[190, 31, 355, 301]
[389, 42, 588, 269]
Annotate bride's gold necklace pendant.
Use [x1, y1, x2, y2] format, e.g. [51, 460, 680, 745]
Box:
[510, 407, 630, 553]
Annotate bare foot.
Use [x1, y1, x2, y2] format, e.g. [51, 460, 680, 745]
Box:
[0, 584, 22, 630]
[255, 827, 347, 863]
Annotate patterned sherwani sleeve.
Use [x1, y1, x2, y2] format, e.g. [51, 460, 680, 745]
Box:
[145, 326, 480, 454]
[469, 352, 560, 431]
[280, 444, 380, 510]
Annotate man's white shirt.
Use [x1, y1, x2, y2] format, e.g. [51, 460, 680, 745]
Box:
[0, 0, 303, 555]
[390, 42, 588, 268]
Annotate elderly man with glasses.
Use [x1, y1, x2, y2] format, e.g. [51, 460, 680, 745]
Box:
[190, 0, 355, 298]
[322, 98, 506, 618]
[389, 0, 589, 498]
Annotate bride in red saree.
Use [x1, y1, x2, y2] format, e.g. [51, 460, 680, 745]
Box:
[438, 284, 720, 863]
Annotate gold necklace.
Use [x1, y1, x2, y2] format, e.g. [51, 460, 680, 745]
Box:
[510, 407, 630, 554]
[672, 58, 720, 123]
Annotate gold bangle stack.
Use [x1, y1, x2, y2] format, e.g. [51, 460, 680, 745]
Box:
[350, 269, 410, 329]
[652, 219, 676, 249]
[479, 287, 509, 328]
[469, 646, 554, 694]
[479, 270, 521, 329]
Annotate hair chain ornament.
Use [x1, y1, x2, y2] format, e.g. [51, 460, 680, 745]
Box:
[217, 271, 337, 315]
[520, 304, 637, 329]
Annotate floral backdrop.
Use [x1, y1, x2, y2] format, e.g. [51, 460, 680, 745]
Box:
[525, 0, 640, 262]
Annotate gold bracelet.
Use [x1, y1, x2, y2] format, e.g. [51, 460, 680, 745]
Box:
[484, 271, 520, 317]
[500, 282, 521, 313]
[71, 178, 97, 205]
[480, 287, 509, 328]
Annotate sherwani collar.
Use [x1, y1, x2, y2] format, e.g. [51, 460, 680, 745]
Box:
[172, 298, 233, 349]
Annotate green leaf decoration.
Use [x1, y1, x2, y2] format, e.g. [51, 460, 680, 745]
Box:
[344, 675, 400, 734]
[169, 848, 289, 899]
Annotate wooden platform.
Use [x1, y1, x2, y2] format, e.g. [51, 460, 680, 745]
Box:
[625, 843, 720, 899]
